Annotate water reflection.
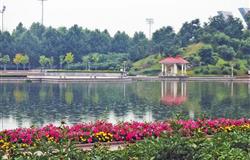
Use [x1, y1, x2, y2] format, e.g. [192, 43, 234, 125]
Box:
[160, 81, 187, 106]
[13, 85, 28, 103]
[0, 81, 250, 130]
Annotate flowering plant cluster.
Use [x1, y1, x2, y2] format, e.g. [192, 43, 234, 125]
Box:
[0, 118, 249, 152]
[177, 118, 250, 136]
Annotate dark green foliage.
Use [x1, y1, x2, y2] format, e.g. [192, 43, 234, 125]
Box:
[129, 32, 149, 61]
[198, 45, 217, 65]
[111, 31, 131, 53]
[217, 45, 236, 61]
[178, 19, 202, 47]
[240, 38, 250, 56]
[0, 13, 249, 74]
[152, 26, 178, 54]
[206, 15, 243, 39]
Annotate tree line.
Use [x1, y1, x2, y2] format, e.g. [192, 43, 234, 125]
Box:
[0, 14, 250, 70]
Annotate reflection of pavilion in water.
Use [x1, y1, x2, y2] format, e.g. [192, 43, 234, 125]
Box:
[160, 81, 187, 106]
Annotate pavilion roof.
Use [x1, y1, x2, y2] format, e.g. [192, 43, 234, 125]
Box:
[159, 55, 189, 64]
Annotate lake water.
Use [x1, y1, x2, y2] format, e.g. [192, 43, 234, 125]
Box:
[0, 81, 250, 130]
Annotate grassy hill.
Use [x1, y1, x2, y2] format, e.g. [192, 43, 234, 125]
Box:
[129, 54, 163, 76]
[129, 43, 249, 76]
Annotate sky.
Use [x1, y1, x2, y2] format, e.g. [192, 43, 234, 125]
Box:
[1, 0, 250, 37]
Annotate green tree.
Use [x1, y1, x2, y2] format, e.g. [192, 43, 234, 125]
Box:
[217, 45, 236, 61]
[129, 32, 149, 61]
[39, 55, 49, 70]
[207, 15, 243, 38]
[0, 55, 10, 70]
[13, 53, 23, 70]
[240, 38, 250, 56]
[88, 29, 111, 53]
[64, 52, 74, 69]
[199, 45, 217, 65]
[20, 54, 29, 70]
[152, 26, 178, 55]
[178, 19, 202, 47]
[111, 31, 130, 53]
[90, 53, 101, 70]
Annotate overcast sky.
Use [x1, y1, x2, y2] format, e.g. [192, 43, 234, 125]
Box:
[1, 0, 249, 36]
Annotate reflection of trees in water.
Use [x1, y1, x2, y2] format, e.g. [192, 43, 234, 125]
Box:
[189, 82, 250, 119]
[64, 85, 74, 105]
[13, 85, 28, 103]
[0, 81, 250, 128]
[39, 84, 47, 101]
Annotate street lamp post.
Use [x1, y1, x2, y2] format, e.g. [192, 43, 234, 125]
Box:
[0, 5, 6, 32]
[146, 18, 154, 39]
[38, 0, 47, 25]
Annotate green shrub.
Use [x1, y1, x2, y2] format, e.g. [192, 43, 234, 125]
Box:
[202, 68, 209, 74]
[222, 68, 230, 75]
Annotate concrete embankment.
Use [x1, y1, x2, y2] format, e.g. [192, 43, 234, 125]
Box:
[1, 70, 250, 82]
[1, 76, 250, 83]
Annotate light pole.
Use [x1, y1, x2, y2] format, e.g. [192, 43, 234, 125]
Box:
[146, 18, 154, 39]
[0, 5, 6, 32]
[38, 0, 47, 25]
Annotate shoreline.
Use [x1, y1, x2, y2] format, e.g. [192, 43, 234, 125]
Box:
[0, 75, 250, 83]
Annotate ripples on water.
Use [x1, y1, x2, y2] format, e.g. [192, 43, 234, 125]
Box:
[0, 81, 250, 130]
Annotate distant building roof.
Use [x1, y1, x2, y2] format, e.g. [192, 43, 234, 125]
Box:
[159, 55, 189, 64]
[217, 11, 233, 19]
[239, 8, 250, 16]
[239, 8, 250, 22]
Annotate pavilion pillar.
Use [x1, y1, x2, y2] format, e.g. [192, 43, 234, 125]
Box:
[174, 64, 177, 76]
[184, 64, 187, 74]
[170, 65, 173, 76]
[165, 65, 168, 76]
[161, 64, 164, 75]
[181, 64, 184, 75]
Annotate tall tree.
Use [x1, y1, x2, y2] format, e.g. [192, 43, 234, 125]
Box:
[111, 31, 130, 53]
[0, 32, 15, 57]
[129, 32, 149, 61]
[65, 25, 89, 61]
[29, 22, 45, 40]
[178, 19, 202, 47]
[88, 29, 111, 53]
[152, 26, 178, 55]
[207, 15, 243, 39]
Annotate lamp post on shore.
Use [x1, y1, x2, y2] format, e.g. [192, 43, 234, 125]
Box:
[0, 5, 6, 32]
[38, 0, 47, 25]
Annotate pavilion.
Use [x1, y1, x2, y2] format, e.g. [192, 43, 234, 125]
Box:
[159, 55, 189, 77]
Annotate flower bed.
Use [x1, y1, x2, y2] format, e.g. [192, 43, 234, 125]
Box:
[0, 118, 249, 147]
[0, 118, 250, 158]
